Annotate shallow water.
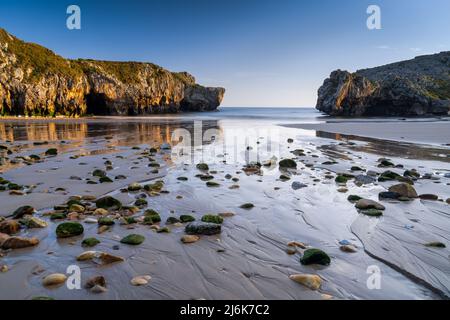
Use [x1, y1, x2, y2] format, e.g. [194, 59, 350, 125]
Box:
[0, 108, 449, 300]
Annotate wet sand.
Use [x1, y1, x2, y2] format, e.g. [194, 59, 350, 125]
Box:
[0, 115, 449, 300]
[284, 118, 450, 146]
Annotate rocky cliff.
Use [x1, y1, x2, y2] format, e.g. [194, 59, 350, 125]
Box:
[0, 28, 225, 116]
[316, 52, 450, 116]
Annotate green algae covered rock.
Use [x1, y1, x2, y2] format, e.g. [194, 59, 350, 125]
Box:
[201, 214, 224, 224]
[300, 248, 331, 266]
[95, 196, 122, 210]
[82, 237, 100, 247]
[120, 234, 145, 245]
[180, 215, 195, 223]
[56, 222, 84, 238]
[279, 159, 297, 169]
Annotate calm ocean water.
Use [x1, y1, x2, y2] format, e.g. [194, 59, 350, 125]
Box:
[172, 107, 323, 123]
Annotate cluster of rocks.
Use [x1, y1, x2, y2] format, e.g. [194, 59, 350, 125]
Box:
[267, 145, 449, 294]
[0, 145, 64, 195]
[1, 157, 242, 296]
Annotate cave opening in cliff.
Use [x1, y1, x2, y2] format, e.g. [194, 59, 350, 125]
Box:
[86, 92, 108, 115]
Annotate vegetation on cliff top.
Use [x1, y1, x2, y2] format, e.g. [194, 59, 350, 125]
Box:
[0, 28, 83, 82]
[0, 28, 224, 117]
[0, 28, 194, 85]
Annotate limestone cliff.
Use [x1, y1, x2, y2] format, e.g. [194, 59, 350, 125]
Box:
[0, 28, 225, 116]
[316, 52, 450, 116]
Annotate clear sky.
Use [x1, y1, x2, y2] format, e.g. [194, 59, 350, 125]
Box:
[0, 0, 449, 107]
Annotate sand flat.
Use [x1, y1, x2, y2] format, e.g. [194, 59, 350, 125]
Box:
[0, 116, 449, 300]
[284, 119, 450, 145]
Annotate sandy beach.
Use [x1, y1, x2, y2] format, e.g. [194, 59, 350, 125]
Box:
[0, 111, 449, 300]
[285, 118, 450, 146]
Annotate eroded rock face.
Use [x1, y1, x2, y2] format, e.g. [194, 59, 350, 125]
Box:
[316, 52, 450, 116]
[181, 85, 225, 112]
[0, 29, 225, 116]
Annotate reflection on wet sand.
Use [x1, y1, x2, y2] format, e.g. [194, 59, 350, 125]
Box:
[0, 120, 221, 147]
[316, 130, 450, 163]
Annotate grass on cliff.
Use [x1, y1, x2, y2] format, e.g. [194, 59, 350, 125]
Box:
[0, 29, 83, 82]
[0, 28, 194, 86]
[427, 79, 450, 100]
[77, 59, 194, 85]
[77, 60, 150, 84]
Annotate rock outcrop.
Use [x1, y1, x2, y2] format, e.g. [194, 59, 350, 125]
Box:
[0, 28, 225, 116]
[316, 52, 450, 116]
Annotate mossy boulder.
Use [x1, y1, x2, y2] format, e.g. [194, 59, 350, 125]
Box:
[148, 163, 160, 168]
[347, 195, 362, 202]
[240, 203, 254, 209]
[279, 159, 297, 169]
[82, 237, 100, 247]
[11, 205, 35, 219]
[50, 213, 67, 220]
[201, 214, 224, 224]
[360, 209, 383, 217]
[378, 171, 402, 182]
[134, 198, 148, 207]
[29, 154, 41, 161]
[144, 209, 161, 222]
[378, 191, 400, 200]
[196, 163, 209, 171]
[95, 196, 122, 210]
[199, 175, 214, 181]
[185, 221, 221, 235]
[56, 222, 84, 238]
[143, 181, 164, 192]
[99, 176, 113, 183]
[143, 216, 154, 225]
[180, 215, 195, 223]
[92, 169, 106, 177]
[128, 183, 142, 191]
[300, 248, 331, 266]
[124, 217, 137, 224]
[424, 242, 446, 248]
[206, 181, 220, 187]
[404, 170, 420, 178]
[98, 217, 115, 226]
[8, 183, 22, 190]
[45, 148, 58, 156]
[166, 216, 180, 224]
[120, 234, 145, 245]
[335, 175, 348, 183]
[378, 159, 395, 167]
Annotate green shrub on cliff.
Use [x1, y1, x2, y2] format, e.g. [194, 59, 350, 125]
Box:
[0, 29, 83, 82]
[427, 79, 450, 100]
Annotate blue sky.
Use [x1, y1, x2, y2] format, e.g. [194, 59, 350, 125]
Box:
[0, 0, 449, 107]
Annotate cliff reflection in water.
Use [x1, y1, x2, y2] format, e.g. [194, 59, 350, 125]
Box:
[0, 120, 221, 148]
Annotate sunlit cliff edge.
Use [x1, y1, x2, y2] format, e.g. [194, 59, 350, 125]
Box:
[0, 28, 225, 117]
